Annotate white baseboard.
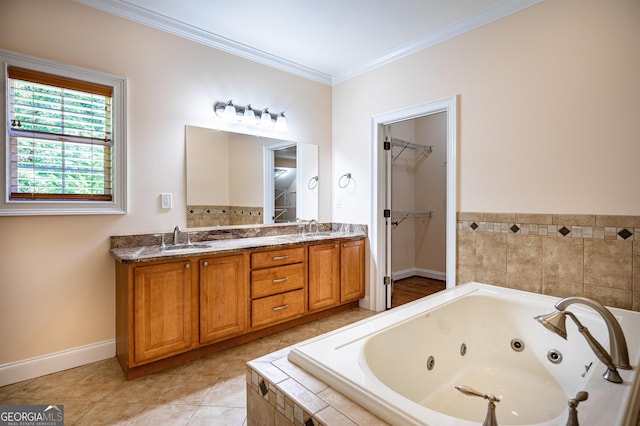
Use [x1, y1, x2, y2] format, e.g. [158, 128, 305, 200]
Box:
[392, 268, 446, 282]
[0, 339, 115, 387]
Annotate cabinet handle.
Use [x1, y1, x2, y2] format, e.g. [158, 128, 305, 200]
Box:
[272, 255, 289, 261]
[203, 261, 208, 267]
[185, 264, 191, 269]
[343, 243, 347, 247]
[272, 277, 288, 283]
[272, 304, 289, 311]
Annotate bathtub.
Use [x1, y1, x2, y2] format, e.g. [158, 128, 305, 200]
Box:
[288, 282, 640, 425]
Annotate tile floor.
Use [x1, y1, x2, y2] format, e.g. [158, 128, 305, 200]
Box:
[0, 308, 377, 425]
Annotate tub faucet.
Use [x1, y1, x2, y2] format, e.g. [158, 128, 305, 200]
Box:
[307, 219, 318, 234]
[534, 296, 631, 384]
[173, 225, 181, 245]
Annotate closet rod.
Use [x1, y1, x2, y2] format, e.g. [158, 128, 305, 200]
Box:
[390, 137, 433, 161]
[390, 210, 433, 228]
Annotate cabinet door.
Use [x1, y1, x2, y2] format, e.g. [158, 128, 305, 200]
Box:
[340, 239, 365, 303]
[308, 242, 340, 311]
[133, 261, 195, 364]
[200, 254, 248, 344]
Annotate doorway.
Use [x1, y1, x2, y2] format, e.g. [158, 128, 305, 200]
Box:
[370, 96, 457, 311]
[386, 114, 447, 307]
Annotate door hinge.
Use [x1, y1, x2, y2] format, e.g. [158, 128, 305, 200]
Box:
[383, 209, 391, 218]
[384, 276, 391, 286]
[383, 137, 391, 151]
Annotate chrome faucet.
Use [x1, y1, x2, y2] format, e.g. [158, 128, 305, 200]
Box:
[307, 219, 318, 234]
[534, 296, 631, 383]
[173, 225, 181, 245]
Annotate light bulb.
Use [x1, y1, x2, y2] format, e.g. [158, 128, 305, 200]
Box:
[243, 105, 256, 123]
[275, 112, 287, 131]
[223, 101, 236, 119]
[260, 109, 272, 126]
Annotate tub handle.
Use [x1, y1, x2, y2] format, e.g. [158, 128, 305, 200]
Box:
[566, 391, 588, 426]
[455, 385, 500, 426]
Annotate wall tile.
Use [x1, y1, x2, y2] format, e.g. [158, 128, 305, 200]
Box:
[475, 232, 507, 272]
[475, 269, 506, 287]
[483, 212, 515, 223]
[507, 274, 542, 293]
[584, 285, 632, 310]
[458, 212, 482, 222]
[542, 279, 584, 298]
[596, 215, 640, 228]
[456, 265, 476, 285]
[515, 213, 553, 224]
[457, 230, 476, 266]
[247, 384, 275, 426]
[542, 238, 583, 283]
[507, 234, 542, 278]
[584, 240, 632, 290]
[553, 214, 595, 227]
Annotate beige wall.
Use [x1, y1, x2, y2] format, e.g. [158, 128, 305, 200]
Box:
[0, 0, 331, 365]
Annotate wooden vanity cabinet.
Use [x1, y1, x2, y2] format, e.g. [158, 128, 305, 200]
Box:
[131, 260, 198, 365]
[115, 236, 365, 379]
[308, 238, 365, 311]
[199, 253, 248, 344]
[308, 242, 340, 311]
[340, 238, 366, 302]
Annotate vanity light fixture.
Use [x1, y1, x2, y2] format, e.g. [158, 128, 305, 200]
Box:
[214, 100, 288, 131]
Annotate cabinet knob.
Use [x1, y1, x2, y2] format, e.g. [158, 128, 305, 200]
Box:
[203, 261, 208, 267]
[185, 263, 191, 269]
[343, 243, 347, 247]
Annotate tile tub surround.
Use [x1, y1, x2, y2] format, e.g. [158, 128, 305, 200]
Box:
[247, 348, 390, 426]
[110, 222, 367, 263]
[457, 212, 640, 311]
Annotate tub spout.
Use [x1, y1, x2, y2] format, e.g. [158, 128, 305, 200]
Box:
[454, 385, 500, 426]
[534, 296, 630, 384]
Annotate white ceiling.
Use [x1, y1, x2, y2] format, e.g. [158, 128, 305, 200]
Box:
[76, 0, 541, 85]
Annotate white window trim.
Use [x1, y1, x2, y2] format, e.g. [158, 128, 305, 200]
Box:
[0, 49, 127, 216]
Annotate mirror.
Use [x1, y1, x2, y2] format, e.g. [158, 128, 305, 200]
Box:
[185, 125, 318, 228]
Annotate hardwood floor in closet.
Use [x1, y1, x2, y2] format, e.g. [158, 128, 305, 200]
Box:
[391, 276, 445, 308]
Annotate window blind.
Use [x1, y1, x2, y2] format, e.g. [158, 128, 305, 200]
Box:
[8, 66, 113, 201]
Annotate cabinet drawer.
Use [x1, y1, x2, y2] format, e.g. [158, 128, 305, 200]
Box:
[251, 263, 304, 298]
[251, 247, 305, 269]
[251, 289, 304, 329]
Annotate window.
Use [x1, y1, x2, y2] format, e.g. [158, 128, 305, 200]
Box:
[1, 49, 126, 215]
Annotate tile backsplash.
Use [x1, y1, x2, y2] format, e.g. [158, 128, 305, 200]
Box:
[457, 213, 640, 312]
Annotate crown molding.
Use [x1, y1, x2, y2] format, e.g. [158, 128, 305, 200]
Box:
[75, 0, 542, 87]
[74, 0, 333, 85]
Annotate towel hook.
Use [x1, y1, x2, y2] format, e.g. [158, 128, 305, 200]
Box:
[307, 176, 318, 190]
[338, 172, 352, 189]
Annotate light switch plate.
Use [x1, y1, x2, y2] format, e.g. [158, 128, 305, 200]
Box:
[161, 193, 172, 209]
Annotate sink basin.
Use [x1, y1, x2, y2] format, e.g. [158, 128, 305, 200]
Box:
[162, 243, 211, 251]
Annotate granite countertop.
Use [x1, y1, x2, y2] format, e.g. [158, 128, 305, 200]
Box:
[110, 230, 366, 264]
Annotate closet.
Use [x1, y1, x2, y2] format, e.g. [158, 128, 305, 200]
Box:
[384, 112, 447, 308]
